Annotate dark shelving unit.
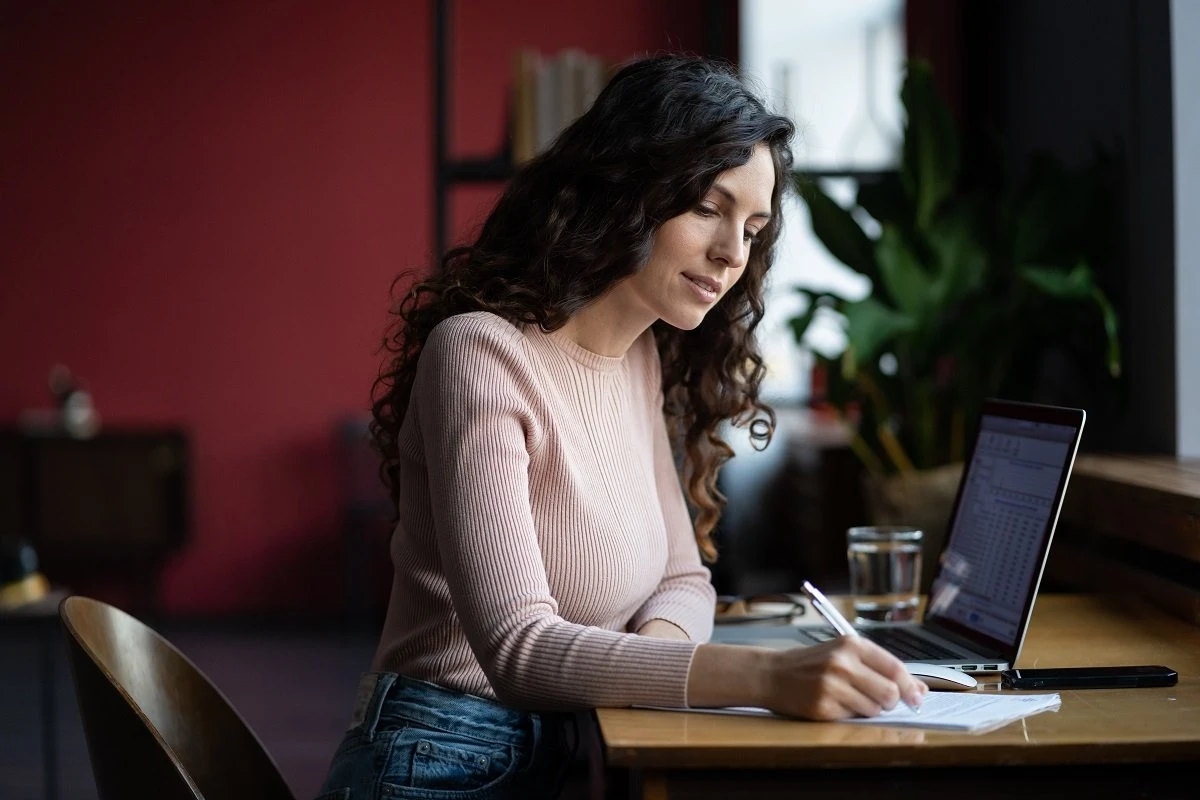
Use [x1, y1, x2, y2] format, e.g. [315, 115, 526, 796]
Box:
[796, 168, 895, 182]
[442, 155, 513, 184]
[431, 0, 730, 259]
[432, 0, 512, 259]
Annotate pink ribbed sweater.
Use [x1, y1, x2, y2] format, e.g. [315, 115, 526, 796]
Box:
[371, 311, 716, 711]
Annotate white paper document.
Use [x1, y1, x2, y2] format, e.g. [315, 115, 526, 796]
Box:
[636, 691, 1062, 733]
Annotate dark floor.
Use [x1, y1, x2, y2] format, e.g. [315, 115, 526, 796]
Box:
[0, 617, 378, 800]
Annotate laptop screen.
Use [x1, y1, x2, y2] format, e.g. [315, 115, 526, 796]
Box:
[924, 401, 1085, 658]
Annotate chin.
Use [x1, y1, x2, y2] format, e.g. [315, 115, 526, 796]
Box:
[661, 310, 708, 331]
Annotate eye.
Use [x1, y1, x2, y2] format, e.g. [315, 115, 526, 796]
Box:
[694, 203, 719, 217]
[744, 230, 762, 245]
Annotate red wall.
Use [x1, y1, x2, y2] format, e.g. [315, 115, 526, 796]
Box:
[0, 1, 706, 616]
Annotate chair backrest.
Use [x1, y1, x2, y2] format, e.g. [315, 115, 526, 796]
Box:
[60, 595, 296, 800]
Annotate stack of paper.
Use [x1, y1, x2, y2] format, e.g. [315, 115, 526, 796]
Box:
[637, 692, 1061, 734]
[843, 691, 1061, 732]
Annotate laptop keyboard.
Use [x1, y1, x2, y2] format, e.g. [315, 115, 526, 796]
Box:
[805, 626, 967, 661]
[862, 628, 967, 660]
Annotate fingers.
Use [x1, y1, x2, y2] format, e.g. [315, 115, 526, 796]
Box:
[854, 638, 928, 709]
[822, 638, 926, 717]
[799, 650, 890, 721]
[829, 675, 889, 719]
[765, 638, 929, 721]
[830, 643, 901, 714]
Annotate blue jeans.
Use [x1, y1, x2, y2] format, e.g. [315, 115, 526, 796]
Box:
[315, 673, 577, 800]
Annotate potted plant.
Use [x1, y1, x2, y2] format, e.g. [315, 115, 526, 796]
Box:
[788, 59, 1122, 583]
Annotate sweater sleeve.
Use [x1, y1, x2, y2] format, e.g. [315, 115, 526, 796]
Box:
[412, 315, 699, 711]
[627, 334, 718, 642]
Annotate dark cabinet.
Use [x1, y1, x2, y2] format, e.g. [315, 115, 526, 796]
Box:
[0, 427, 190, 614]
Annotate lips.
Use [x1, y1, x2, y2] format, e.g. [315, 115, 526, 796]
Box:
[683, 273, 722, 294]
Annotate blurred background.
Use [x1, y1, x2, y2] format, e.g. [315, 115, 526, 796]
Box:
[1, 1, 1196, 798]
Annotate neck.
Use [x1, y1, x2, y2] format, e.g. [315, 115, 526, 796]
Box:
[558, 284, 655, 357]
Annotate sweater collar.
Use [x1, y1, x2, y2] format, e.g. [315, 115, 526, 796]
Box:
[537, 325, 626, 373]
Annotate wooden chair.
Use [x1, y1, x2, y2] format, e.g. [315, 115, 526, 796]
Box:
[59, 595, 297, 800]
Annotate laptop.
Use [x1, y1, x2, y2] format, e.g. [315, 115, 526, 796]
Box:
[713, 398, 1087, 674]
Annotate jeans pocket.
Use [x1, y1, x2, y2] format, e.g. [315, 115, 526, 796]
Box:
[380, 726, 522, 798]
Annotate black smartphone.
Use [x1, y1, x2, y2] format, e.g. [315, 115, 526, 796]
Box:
[1000, 665, 1178, 690]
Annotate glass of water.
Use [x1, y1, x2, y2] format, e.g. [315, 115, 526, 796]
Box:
[846, 525, 924, 623]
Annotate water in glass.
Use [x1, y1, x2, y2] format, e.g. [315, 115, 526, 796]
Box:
[847, 527, 923, 623]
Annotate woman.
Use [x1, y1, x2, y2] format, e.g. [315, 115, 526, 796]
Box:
[318, 53, 926, 800]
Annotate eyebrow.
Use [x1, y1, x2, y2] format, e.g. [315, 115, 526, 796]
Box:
[710, 184, 772, 220]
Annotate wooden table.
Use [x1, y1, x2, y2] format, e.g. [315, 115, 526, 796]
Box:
[596, 594, 1200, 799]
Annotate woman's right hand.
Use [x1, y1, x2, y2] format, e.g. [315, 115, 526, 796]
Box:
[686, 638, 927, 721]
[758, 636, 927, 721]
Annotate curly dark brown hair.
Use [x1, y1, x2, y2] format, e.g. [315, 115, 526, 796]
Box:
[371, 53, 794, 562]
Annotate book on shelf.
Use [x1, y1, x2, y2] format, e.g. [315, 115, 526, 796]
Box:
[510, 47, 607, 166]
[511, 48, 538, 166]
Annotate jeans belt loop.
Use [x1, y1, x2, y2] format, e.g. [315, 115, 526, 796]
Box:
[361, 672, 398, 742]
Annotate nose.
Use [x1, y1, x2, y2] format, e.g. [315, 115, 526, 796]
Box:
[708, 220, 748, 271]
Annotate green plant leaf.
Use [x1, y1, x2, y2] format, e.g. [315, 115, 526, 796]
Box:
[926, 209, 988, 306]
[1020, 262, 1095, 299]
[785, 59, 1122, 479]
[795, 175, 881, 284]
[876, 226, 934, 319]
[1091, 286, 1123, 378]
[1012, 158, 1069, 264]
[900, 59, 959, 230]
[857, 172, 912, 231]
[842, 297, 918, 371]
[787, 288, 844, 345]
[1022, 262, 1122, 377]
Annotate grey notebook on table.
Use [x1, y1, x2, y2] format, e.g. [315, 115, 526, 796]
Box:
[713, 398, 1087, 675]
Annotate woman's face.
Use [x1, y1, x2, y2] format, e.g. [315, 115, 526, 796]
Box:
[623, 143, 776, 331]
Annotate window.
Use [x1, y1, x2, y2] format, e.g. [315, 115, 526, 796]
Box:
[739, 0, 907, 404]
[1172, 0, 1199, 458]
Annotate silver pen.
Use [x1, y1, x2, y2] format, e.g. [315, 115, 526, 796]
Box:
[801, 580, 921, 713]
[801, 580, 858, 637]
